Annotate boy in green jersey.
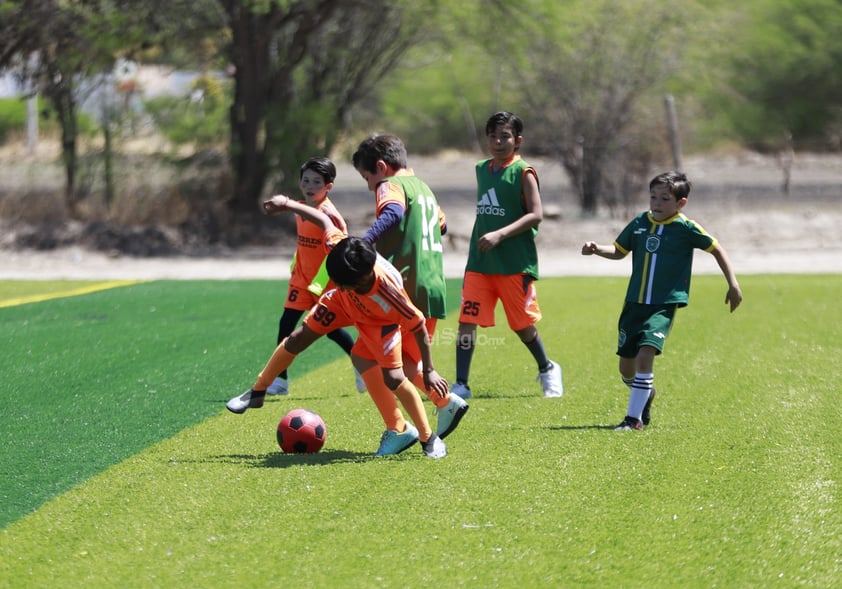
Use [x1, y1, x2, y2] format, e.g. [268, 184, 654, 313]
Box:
[582, 171, 743, 430]
[352, 134, 468, 427]
[452, 111, 563, 400]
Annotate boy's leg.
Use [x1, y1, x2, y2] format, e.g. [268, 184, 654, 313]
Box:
[327, 327, 365, 392]
[620, 357, 656, 425]
[267, 308, 304, 394]
[454, 323, 476, 396]
[505, 274, 562, 397]
[390, 376, 433, 443]
[626, 346, 656, 421]
[358, 364, 406, 434]
[227, 337, 300, 414]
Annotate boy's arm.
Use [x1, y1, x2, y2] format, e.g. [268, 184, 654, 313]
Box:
[581, 241, 627, 260]
[710, 244, 743, 312]
[413, 326, 449, 399]
[263, 194, 336, 232]
[476, 170, 542, 252]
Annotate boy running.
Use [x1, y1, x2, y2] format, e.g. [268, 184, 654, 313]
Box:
[582, 171, 742, 430]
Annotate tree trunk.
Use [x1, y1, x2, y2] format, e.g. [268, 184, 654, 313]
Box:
[225, 2, 274, 214]
[50, 81, 79, 218]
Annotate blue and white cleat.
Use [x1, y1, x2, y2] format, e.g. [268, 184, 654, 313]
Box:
[374, 423, 419, 455]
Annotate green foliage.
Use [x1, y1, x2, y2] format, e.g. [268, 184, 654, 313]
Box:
[1, 275, 841, 587]
[143, 75, 231, 148]
[701, 0, 842, 150]
[377, 44, 499, 153]
[0, 97, 29, 143]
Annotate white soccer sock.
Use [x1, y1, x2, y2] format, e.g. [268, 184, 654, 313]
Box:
[626, 372, 654, 420]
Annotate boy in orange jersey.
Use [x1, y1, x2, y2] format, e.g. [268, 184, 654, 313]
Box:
[264, 156, 364, 397]
[227, 195, 468, 457]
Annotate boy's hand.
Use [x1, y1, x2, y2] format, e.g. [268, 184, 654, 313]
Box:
[725, 285, 743, 313]
[423, 370, 449, 400]
[262, 194, 290, 215]
[581, 241, 599, 255]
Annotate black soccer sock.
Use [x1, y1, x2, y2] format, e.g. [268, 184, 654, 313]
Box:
[525, 332, 551, 372]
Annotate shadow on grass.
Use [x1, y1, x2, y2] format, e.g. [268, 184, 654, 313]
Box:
[205, 449, 375, 468]
[549, 424, 619, 431]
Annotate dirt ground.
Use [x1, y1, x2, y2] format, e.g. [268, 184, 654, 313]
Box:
[1, 150, 841, 280]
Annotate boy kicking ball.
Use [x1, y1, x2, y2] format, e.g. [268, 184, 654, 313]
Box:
[227, 194, 468, 457]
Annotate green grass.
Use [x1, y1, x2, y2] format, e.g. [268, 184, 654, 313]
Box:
[1, 276, 840, 588]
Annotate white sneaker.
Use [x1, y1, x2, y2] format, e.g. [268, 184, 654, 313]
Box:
[421, 434, 447, 459]
[450, 381, 472, 399]
[267, 377, 289, 396]
[538, 361, 563, 398]
[436, 394, 469, 439]
[354, 369, 367, 393]
[226, 389, 265, 414]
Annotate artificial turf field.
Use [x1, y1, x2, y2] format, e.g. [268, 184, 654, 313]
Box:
[0, 275, 839, 588]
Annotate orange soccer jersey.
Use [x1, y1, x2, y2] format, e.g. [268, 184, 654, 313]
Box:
[287, 198, 348, 310]
[303, 257, 426, 369]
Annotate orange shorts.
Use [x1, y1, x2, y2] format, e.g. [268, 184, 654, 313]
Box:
[284, 282, 320, 312]
[458, 271, 542, 331]
[352, 317, 437, 371]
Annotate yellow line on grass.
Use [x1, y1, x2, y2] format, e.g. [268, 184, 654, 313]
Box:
[0, 280, 144, 308]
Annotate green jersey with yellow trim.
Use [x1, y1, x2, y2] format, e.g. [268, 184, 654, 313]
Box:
[614, 211, 716, 306]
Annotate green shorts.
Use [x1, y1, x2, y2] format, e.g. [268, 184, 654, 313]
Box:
[616, 302, 678, 358]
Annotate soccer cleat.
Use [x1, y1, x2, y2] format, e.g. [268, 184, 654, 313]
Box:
[266, 377, 289, 396]
[614, 416, 644, 431]
[436, 394, 469, 439]
[641, 389, 656, 426]
[538, 360, 563, 398]
[226, 389, 266, 414]
[421, 434, 447, 459]
[354, 369, 367, 393]
[374, 423, 419, 456]
[450, 381, 472, 400]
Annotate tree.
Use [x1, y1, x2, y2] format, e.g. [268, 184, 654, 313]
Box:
[221, 0, 430, 213]
[0, 0, 225, 216]
[511, 0, 690, 214]
[712, 0, 842, 150]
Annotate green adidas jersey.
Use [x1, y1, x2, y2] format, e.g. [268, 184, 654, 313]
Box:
[466, 157, 539, 278]
[615, 211, 717, 306]
[378, 174, 447, 319]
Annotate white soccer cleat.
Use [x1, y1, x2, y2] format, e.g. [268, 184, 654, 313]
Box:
[226, 389, 266, 414]
[436, 394, 469, 439]
[538, 360, 563, 398]
[421, 434, 447, 459]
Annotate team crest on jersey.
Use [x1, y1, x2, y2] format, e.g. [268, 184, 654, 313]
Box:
[645, 235, 661, 253]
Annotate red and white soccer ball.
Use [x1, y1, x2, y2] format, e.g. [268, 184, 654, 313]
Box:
[277, 409, 326, 454]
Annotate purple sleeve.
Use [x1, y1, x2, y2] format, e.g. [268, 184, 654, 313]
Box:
[363, 202, 404, 243]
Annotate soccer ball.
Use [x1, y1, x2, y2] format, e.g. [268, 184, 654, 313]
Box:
[277, 409, 326, 454]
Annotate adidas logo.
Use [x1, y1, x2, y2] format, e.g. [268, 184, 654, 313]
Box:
[477, 188, 506, 216]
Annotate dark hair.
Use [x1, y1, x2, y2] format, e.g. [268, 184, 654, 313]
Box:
[300, 156, 336, 184]
[649, 171, 692, 200]
[325, 237, 377, 286]
[352, 134, 408, 174]
[485, 111, 524, 138]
